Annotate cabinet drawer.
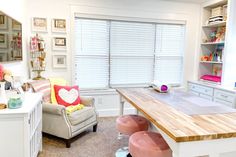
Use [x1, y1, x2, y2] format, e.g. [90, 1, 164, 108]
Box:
[200, 93, 213, 101]
[189, 83, 213, 96]
[188, 83, 198, 91]
[214, 98, 234, 108]
[189, 91, 199, 96]
[214, 89, 235, 103]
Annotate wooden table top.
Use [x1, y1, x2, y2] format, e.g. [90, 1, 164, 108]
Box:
[116, 88, 236, 142]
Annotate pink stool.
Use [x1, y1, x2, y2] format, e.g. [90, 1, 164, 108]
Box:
[116, 115, 149, 136]
[116, 115, 149, 157]
[129, 131, 172, 157]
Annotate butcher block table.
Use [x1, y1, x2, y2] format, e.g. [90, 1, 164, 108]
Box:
[116, 88, 236, 157]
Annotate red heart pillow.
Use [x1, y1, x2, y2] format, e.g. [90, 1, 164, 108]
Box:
[54, 85, 81, 107]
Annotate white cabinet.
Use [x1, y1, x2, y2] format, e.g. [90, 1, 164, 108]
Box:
[188, 81, 236, 108]
[0, 93, 42, 157]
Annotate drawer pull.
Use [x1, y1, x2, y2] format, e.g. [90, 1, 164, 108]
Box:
[221, 94, 228, 98]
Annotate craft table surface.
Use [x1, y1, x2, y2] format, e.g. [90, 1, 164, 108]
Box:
[116, 88, 236, 142]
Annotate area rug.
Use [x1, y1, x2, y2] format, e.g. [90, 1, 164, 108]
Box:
[38, 117, 128, 157]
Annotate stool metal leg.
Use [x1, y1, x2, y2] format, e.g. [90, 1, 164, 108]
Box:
[116, 132, 130, 157]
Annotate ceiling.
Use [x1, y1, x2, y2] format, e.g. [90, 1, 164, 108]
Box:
[160, 0, 207, 3]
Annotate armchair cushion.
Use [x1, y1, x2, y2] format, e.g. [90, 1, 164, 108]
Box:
[68, 106, 96, 126]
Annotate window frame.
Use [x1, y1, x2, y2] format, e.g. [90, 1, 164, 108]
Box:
[73, 15, 186, 90]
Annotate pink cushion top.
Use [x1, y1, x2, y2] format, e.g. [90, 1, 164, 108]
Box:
[129, 131, 172, 157]
[116, 115, 148, 135]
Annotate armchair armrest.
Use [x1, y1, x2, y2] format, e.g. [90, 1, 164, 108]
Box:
[80, 96, 95, 107]
[43, 103, 66, 116]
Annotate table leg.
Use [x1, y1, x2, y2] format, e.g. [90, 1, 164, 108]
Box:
[119, 96, 125, 116]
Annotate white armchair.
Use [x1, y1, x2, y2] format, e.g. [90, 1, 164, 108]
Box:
[29, 79, 98, 148]
[42, 96, 98, 148]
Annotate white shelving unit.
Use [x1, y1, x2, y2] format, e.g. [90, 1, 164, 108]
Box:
[187, 0, 236, 109]
[198, 0, 228, 84]
[0, 93, 42, 157]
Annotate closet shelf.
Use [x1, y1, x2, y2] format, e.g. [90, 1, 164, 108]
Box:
[200, 61, 223, 64]
[202, 21, 226, 28]
[201, 41, 225, 45]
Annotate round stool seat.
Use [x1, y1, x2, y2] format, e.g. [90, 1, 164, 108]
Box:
[116, 115, 148, 135]
[129, 131, 172, 157]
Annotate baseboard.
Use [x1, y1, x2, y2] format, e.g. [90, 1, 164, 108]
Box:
[98, 108, 136, 117]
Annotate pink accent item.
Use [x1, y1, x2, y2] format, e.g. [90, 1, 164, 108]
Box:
[129, 131, 172, 157]
[116, 115, 149, 135]
[161, 85, 168, 92]
[200, 75, 221, 83]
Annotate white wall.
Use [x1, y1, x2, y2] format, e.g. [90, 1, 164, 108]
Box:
[222, 0, 236, 87]
[2, 0, 201, 116]
[26, 0, 201, 86]
[0, 0, 29, 80]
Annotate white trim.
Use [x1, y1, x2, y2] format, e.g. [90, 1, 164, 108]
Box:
[80, 88, 117, 95]
[97, 108, 136, 117]
[74, 13, 186, 25]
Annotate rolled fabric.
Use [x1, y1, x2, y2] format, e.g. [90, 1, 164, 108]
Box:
[152, 81, 169, 93]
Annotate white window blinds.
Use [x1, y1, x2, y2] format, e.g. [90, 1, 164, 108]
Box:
[74, 19, 109, 89]
[74, 18, 185, 89]
[154, 24, 185, 85]
[110, 21, 155, 86]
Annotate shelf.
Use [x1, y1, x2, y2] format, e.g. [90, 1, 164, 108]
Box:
[204, 0, 227, 8]
[200, 61, 223, 64]
[201, 41, 225, 45]
[202, 21, 226, 28]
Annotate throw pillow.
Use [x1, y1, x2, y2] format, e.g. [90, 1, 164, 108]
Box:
[49, 78, 67, 104]
[30, 80, 51, 103]
[54, 85, 81, 107]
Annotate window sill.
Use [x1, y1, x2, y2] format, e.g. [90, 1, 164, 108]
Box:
[80, 88, 118, 95]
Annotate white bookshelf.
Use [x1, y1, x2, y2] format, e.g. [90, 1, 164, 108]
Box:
[198, 0, 228, 84]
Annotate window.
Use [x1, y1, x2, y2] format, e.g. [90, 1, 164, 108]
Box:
[110, 21, 155, 86]
[154, 24, 185, 85]
[74, 18, 185, 89]
[74, 19, 109, 89]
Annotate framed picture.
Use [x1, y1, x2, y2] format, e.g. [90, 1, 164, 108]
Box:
[0, 53, 7, 62]
[52, 19, 66, 33]
[32, 17, 47, 32]
[0, 34, 7, 48]
[52, 37, 66, 50]
[52, 55, 67, 68]
[0, 14, 8, 29]
[12, 19, 21, 31]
